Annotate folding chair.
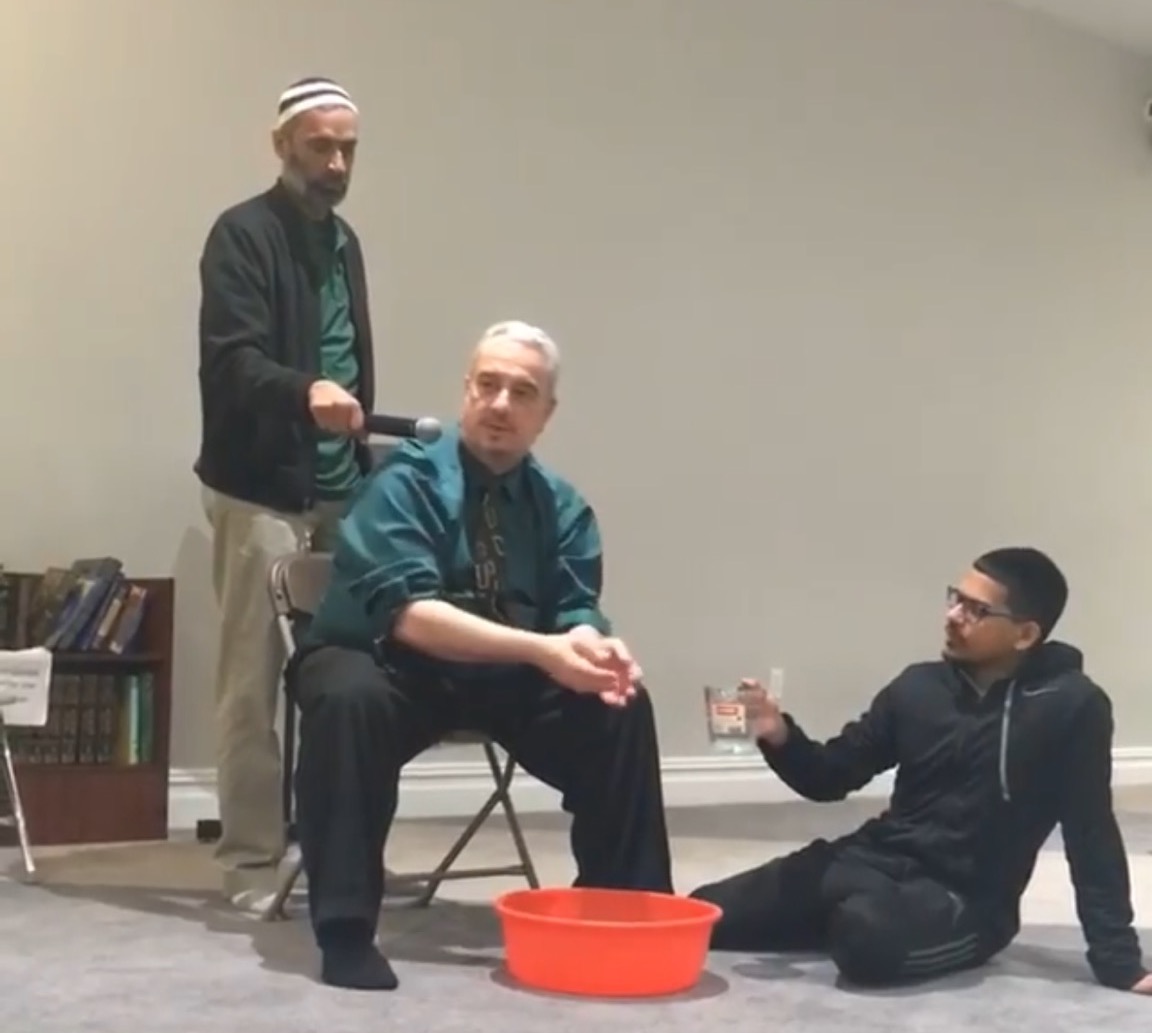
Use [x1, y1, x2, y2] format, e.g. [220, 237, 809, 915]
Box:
[263, 550, 540, 921]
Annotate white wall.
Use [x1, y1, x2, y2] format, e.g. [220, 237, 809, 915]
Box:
[4, 0, 1152, 819]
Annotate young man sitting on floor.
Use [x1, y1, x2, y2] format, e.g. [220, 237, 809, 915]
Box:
[691, 547, 1152, 993]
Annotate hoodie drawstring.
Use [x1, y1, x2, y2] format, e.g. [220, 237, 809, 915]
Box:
[998, 680, 1016, 802]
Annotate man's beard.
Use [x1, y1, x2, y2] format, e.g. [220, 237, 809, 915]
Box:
[305, 174, 348, 206]
[283, 159, 348, 210]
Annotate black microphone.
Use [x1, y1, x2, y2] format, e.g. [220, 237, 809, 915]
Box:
[363, 413, 443, 443]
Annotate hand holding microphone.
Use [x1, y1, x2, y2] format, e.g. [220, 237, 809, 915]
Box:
[308, 379, 364, 434]
[308, 381, 444, 444]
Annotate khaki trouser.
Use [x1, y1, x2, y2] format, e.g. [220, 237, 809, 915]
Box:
[201, 486, 345, 897]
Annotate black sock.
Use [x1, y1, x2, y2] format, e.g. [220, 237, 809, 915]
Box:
[318, 920, 399, 992]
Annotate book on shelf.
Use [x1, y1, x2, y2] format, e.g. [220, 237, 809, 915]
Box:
[6, 668, 155, 767]
[0, 561, 171, 846]
[0, 556, 150, 655]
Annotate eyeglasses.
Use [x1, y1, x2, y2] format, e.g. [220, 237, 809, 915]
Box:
[946, 586, 1015, 623]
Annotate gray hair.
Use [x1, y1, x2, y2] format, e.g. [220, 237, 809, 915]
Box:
[477, 319, 561, 387]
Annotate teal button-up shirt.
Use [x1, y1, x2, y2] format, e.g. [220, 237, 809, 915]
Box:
[307, 423, 611, 678]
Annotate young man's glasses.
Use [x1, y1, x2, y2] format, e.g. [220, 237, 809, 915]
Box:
[946, 586, 1015, 623]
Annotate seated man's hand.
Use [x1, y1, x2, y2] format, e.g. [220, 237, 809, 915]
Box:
[565, 625, 642, 707]
[1131, 972, 1152, 994]
[533, 633, 626, 698]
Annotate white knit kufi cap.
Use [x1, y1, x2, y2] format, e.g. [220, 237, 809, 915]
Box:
[275, 77, 357, 129]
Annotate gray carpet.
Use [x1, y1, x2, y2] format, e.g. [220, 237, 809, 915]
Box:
[3, 798, 1151, 1031]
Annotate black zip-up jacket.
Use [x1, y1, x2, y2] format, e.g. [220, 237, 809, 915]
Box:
[195, 181, 376, 513]
[761, 641, 1146, 990]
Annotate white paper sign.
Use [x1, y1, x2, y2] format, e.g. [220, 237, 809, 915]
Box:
[0, 647, 53, 728]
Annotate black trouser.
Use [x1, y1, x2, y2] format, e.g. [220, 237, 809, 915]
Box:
[690, 838, 1003, 986]
[289, 644, 674, 943]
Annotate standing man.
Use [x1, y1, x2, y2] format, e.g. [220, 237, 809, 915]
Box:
[195, 77, 378, 912]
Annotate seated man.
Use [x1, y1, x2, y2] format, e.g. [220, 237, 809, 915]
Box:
[289, 319, 673, 991]
[692, 547, 1151, 993]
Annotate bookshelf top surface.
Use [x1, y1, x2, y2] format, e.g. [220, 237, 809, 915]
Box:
[51, 652, 165, 667]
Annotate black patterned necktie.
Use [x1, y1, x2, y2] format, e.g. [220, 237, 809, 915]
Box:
[472, 487, 508, 622]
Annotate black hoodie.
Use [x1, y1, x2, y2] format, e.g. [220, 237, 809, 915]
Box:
[195, 182, 377, 514]
[761, 640, 1147, 990]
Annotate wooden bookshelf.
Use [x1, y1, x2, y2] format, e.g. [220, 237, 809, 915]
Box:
[2, 574, 174, 846]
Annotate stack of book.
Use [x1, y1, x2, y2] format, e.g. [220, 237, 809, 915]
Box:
[0, 556, 148, 654]
[0, 558, 155, 767]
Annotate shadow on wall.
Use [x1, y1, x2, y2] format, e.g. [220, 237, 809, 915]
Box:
[171, 523, 217, 771]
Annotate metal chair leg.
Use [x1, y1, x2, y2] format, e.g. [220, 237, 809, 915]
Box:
[0, 716, 36, 880]
[265, 731, 542, 919]
[262, 851, 304, 921]
[410, 777, 507, 907]
[408, 741, 539, 906]
[482, 741, 540, 889]
[280, 693, 296, 835]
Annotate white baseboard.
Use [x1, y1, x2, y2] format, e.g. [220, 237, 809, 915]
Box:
[167, 746, 1152, 832]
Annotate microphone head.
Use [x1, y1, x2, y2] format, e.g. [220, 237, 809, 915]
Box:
[414, 416, 443, 443]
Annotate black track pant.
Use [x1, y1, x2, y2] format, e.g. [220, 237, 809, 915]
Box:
[690, 838, 1003, 986]
[289, 645, 674, 945]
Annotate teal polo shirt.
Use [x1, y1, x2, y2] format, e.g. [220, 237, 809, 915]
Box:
[306, 423, 611, 677]
[306, 217, 362, 500]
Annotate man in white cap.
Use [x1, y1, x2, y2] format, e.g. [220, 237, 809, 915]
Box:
[194, 77, 379, 912]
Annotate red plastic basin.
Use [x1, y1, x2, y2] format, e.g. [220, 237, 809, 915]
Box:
[493, 886, 721, 998]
